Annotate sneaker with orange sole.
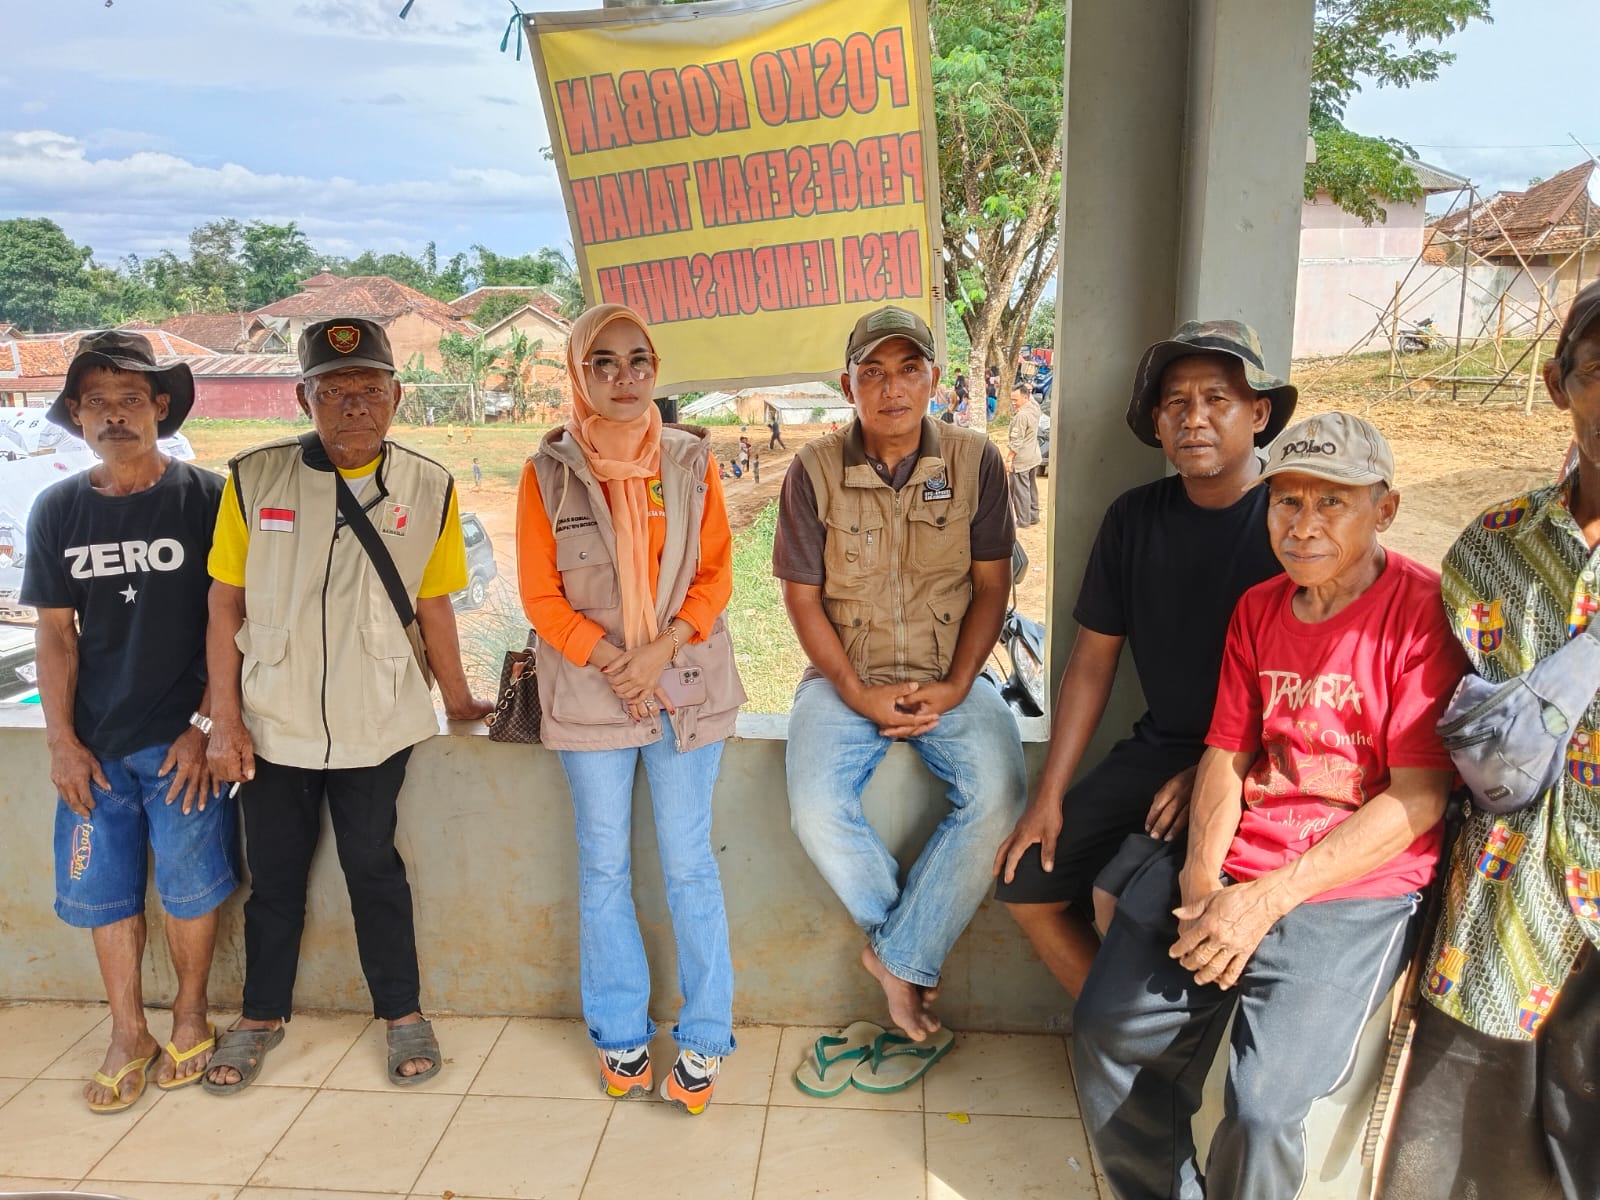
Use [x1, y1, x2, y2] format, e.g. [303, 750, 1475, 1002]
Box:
[661, 1049, 721, 1115]
[598, 1045, 652, 1099]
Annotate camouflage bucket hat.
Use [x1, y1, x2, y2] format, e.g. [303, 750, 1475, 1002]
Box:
[1127, 319, 1298, 448]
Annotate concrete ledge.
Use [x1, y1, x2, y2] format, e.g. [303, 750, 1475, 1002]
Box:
[0, 708, 1061, 1031]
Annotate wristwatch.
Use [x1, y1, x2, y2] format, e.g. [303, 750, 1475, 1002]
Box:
[189, 712, 213, 736]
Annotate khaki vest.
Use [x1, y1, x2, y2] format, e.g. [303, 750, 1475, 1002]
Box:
[231, 434, 452, 769]
[530, 424, 745, 752]
[798, 418, 987, 685]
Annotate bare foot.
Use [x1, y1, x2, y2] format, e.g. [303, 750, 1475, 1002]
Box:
[861, 944, 942, 1042]
[156, 1009, 214, 1087]
[389, 1012, 434, 1077]
[206, 1017, 281, 1088]
[85, 1027, 160, 1108]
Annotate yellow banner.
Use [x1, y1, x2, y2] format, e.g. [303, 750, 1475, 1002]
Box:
[525, 0, 943, 394]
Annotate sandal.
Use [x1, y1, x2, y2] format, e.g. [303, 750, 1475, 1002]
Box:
[793, 1021, 884, 1097]
[157, 1024, 217, 1091]
[387, 1018, 442, 1086]
[201, 1025, 285, 1096]
[87, 1053, 155, 1115]
[851, 1028, 956, 1093]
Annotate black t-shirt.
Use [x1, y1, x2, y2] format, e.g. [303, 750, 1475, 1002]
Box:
[1073, 474, 1281, 752]
[21, 460, 222, 757]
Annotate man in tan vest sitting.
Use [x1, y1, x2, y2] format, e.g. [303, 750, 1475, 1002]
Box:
[201, 317, 491, 1093]
[774, 305, 1026, 1043]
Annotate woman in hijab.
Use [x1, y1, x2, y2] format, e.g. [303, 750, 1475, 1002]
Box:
[516, 305, 745, 1115]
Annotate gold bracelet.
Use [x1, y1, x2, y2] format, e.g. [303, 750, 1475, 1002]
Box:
[666, 624, 683, 664]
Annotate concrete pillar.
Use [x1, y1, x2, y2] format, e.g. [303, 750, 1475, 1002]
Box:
[1046, 0, 1313, 745]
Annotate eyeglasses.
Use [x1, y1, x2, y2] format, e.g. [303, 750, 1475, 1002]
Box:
[582, 353, 658, 383]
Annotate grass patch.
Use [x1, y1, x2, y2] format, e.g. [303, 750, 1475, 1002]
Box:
[726, 500, 806, 714]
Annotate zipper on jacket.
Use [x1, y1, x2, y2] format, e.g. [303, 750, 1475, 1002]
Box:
[892, 491, 907, 677]
[319, 527, 337, 766]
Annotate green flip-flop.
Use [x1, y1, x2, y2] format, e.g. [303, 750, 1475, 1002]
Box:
[792, 1020, 885, 1097]
[850, 1028, 956, 1093]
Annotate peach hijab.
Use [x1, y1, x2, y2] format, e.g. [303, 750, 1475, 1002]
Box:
[564, 304, 663, 650]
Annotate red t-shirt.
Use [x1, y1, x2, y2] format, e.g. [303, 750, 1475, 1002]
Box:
[1206, 552, 1467, 901]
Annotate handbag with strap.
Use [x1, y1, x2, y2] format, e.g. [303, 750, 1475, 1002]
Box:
[487, 629, 541, 743]
[1436, 619, 1600, 815]
[331, 469, 435, 689]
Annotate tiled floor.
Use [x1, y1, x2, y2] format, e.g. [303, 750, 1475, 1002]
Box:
[0, 1002, 1104, 1200]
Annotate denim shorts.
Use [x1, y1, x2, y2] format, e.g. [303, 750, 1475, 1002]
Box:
[54, 740, 240, 928]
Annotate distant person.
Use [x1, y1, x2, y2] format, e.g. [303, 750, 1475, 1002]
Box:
[768, 414, 786, 450]
[1004, 383, 1043, 529]
[472, 457, 482, 490]
[1381, 279, 1600, 1200]
[516, 303, 744, 1114]
[737, 435, 752, 472]
[1073, 413, 1467, 1200]
[985, 365, 1000, 419]
[953, 371, 970, 418]
[24, 332, 234, 1113]
[775, 305, 1023, 1044]
[203, 318, 492, 1094]
[752, 454, 760, 483]
[994, 321, 1292, 998]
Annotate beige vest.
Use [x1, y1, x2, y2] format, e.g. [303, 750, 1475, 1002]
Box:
[231, 434, 451, 769]
[798, 418, 987, 685]
[530, 424, 745, 752]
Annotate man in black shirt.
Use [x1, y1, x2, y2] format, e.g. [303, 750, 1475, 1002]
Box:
[22, 331, 233, 1113]
[992, 320, 1295, 997]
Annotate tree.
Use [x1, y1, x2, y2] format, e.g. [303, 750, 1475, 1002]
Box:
[241, 221, 321, 307]
[184, 219, 248, 311]
[1306, 0, 1491, 224]
[1024, 298, 1055, 350]
[930, 0, 1065, 423]
[491, 329, 562, 421]
[0, 218, 100, 331]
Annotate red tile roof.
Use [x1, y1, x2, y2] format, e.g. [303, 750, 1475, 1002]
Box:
[257, 275, 478, 335]
[298, 272, 343, 289]
[0, 330, 214, 380]
[158, 313, 276, 353]
[450, 286, 565, 319]
[1428, 162, 1599, 262]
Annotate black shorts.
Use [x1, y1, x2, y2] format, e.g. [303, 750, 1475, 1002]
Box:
[993, 738, 1200, 907]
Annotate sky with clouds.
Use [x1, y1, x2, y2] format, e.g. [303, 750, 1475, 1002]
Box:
[3, 0, 1594, 268]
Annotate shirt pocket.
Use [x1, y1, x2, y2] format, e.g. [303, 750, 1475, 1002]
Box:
[905, 498, 972, 574]
[556, 535, 620, 614]
[927, 584, 971, 676]
[823, 596, 874, 675]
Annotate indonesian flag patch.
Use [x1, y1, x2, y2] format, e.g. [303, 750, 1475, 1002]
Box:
[380, 502, 410, 536]
[259, 507, 296, 533]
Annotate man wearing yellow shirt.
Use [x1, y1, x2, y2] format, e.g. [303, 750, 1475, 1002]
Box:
[201, 317, 491, 1095]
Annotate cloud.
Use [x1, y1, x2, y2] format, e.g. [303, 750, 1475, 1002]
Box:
[0, 129, 569, 262]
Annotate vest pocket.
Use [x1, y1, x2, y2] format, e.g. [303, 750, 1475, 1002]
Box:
[556, 536, 620, 613]
[823, 510, 884, 578]
[927, 589, 970, 676]
[905, 500, 973, 574]
[823, 597, 874, 675]
[236, 620, 288, 716]
[360, 623, 413, 704]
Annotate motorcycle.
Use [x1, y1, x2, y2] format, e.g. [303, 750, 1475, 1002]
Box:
[1399, 317, 1436, 353]
[981, 542, 1047, 718]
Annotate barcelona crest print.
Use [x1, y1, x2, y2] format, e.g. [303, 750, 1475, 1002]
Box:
[1427, 945, 1467, 997]
[1516, 985, 1555, 1035]
[1476, 823, 1526, 882]
[1567, 867, 1600, 921]
[1463, 599, 1504, 653]
[1481, 495, 1529, 531]
[1568, 729, 1600, 788]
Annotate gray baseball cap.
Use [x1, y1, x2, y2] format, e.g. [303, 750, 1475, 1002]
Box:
[845, 306, 937, 364]
[1256, 412, 1396, 489]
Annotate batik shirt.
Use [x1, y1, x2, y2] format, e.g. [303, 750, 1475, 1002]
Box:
[1425, 475, 1600, 1040]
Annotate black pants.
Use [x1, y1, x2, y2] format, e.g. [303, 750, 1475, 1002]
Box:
[769, 429, 785, 449]
[1381, 947, 1599, 1200]
[239, 748, 420, 1021]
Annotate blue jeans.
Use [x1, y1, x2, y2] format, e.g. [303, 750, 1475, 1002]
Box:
[558, 718, 735, 1058]
[785, 676, 1027, 987]
[54, 740, 239, 929]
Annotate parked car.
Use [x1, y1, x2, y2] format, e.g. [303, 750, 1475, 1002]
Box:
[0, 623, 38, 703]
[453, 512, 499, 611]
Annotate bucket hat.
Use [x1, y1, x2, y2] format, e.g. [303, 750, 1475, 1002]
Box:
[1127, 319, 1297, 448]
[48, 329, 196, 438]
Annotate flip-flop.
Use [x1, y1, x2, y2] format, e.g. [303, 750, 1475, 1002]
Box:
[201, 1024, 286, 1096]
[156, 1024, 217, 1091]
[793, 1020, 885, 1097]
[850, 1028, 956, 1093]
[87, 1053, 155, 1115]
[387, 1018, 443, 1086]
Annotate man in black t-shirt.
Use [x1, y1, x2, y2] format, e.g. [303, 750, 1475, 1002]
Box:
[21, 331, 234, 1114]
[991, 320, 1296, 998]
